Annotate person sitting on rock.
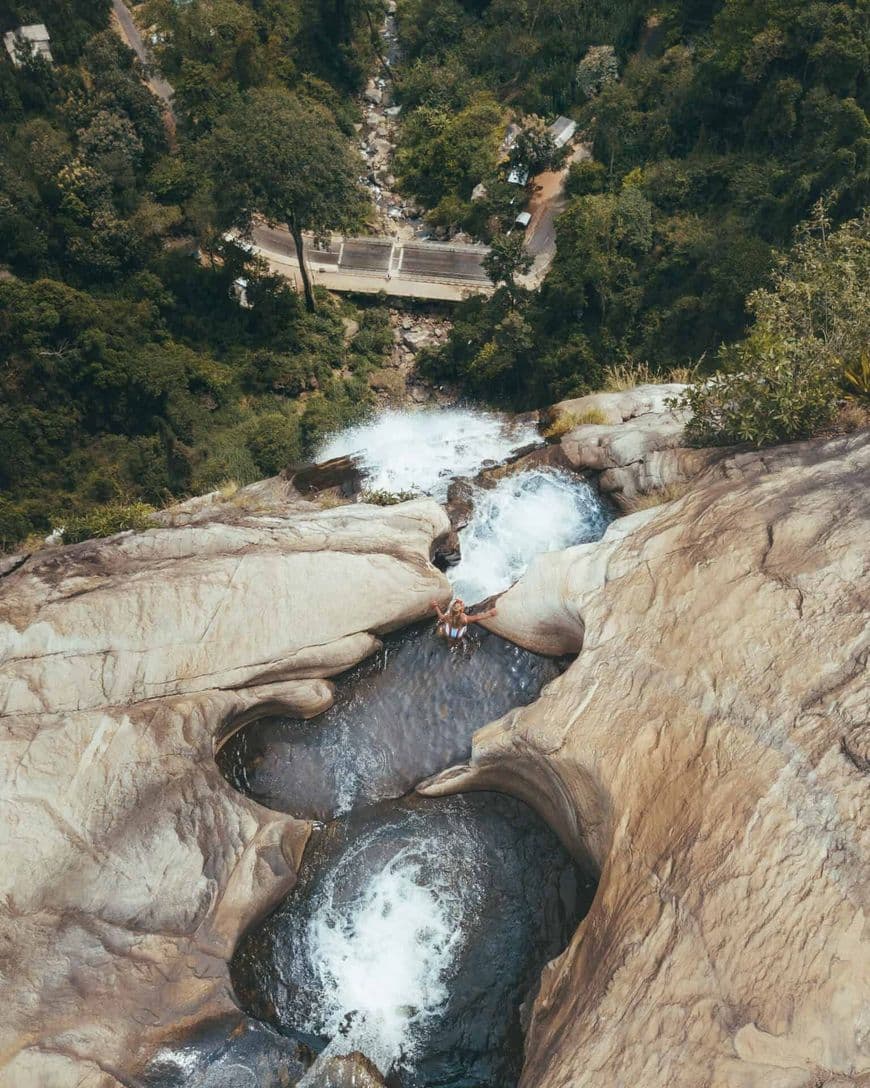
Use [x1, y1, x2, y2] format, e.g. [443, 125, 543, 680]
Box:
[431, 597, 497, 644]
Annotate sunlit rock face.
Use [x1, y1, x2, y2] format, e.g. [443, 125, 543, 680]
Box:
[547, 383, 730, 508]
[421, 431, 870, 1087]
[0, 494, 452, 1088]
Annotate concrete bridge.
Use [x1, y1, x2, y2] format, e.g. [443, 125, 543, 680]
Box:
[248, 224, 493, 302]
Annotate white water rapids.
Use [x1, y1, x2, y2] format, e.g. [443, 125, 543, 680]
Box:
[448, 469, 610, 603]
[318, 407, 609, 603]
[297, 826, 482, 1081]
[317, 408, 538, 500]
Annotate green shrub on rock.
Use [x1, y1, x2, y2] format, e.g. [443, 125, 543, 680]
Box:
[60, 502, 155, 545]
[676, 207, 869, 448]
[244, 413, 302, 476]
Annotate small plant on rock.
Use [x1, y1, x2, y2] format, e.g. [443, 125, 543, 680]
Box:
[544, 407, 609, 438]
[361, 489, 417, 506]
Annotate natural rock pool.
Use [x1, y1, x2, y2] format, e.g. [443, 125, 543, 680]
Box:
[210, 409, 609, 1086]
[231, 794, 594, 1087]
[217, 623, 567, 820]
[218, 623, 594, 1087]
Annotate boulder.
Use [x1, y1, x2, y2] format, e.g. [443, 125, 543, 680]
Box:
[305, 1051, 387, 1086]
[550, 383, 729, 506]
[420, 430, 870, 1086]
[0, 498, 452, 1087]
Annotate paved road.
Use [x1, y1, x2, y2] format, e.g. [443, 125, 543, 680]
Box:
[521, 144, 590, 286]
[111, 0, 175, 119]
[401, 243, 488, 282]
[243, 140, 582, 300]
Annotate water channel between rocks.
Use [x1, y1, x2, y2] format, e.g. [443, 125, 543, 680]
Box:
[213, 409, 607, 1086]
[217, 623, 567, 821]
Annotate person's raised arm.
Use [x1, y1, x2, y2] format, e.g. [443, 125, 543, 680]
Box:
[431, 599, 447, 621]
[467, 606, 497, 624]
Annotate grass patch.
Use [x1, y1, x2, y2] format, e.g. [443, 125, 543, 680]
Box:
[544, 407, 610, 438]
[601, 361, 654, 391]
[56, 502, 156, 545]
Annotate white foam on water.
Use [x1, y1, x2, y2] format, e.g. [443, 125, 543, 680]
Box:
[316, 408, 539, 500]
[448, 469, 610, 604]
[298, 830, 480, 1079]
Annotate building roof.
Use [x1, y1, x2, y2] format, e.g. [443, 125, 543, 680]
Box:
[4, 23, 53, 66]
[548, 115, 577, 148]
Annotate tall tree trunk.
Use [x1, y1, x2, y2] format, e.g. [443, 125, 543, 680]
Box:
[289, 220, 316, 313]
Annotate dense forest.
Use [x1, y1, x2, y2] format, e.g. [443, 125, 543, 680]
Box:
[394, 0, 869, 402]
[0, 0, 867, 549]
[0, 0, 385, 548]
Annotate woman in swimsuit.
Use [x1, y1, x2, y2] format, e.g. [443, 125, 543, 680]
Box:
[430, 597, 497, 644]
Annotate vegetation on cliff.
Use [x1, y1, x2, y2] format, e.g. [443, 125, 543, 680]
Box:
[404, 0, 868, 407]
[0, 0, 868, 549]
[0, 0, 385, 548]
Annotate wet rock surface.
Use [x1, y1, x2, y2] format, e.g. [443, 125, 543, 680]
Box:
[138, 1016, 309, 1088]
[0, 497, 452, 1088]
[422, 431, 870, 1086]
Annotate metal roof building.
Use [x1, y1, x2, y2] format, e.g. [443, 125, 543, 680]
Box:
[548, 115, 577, 148]
[3, 24, 53, 67]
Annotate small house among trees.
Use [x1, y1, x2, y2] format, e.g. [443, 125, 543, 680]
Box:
[548, 116, 576, 149]
[3, 24, 53, 67]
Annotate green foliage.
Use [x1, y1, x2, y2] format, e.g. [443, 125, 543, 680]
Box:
[203, 85, 367, 310]
[60, 502, 155, 545]
[677, 208, 870, 446]
[0, 0, 398, 554]
[395, 91, 505, 223]
[405, 0, 870, 407]
[509, 115, 565, 175]
[844, 355, 870, 401]
[483, 234, 533, 292]
[244, 412, 303, 476]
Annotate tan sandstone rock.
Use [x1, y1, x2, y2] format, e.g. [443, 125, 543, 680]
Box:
[551, 383, 729, 506]
[421, 431, 870, 1087]
[0, 498, 452, 1088]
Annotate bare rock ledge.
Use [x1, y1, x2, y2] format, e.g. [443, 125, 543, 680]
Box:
[0, 498, 452, 1088]
[421, 430, 870, 1087]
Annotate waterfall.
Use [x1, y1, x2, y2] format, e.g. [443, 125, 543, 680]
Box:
[295, 826, 482, 1081]
[448, 469, 610, 604]
[316, 408, 538, 500]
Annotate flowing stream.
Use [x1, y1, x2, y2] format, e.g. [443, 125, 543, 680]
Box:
[207, 408, 608, 1087]
[448, 468, 610, 603]
[316, 408, 538, 499]
[218, 623, 565, 820]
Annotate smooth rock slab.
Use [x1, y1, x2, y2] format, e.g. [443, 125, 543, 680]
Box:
[0, 498, 451, 1088]
[423, 431, 870, 1087]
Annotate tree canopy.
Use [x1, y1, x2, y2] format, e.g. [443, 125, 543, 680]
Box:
[204, 86, 367, 310]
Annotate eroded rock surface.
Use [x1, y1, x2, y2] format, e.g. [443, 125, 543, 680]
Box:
[0, 498, 451, 1088]
[550, 383, 728, 506]
[422, 431, 870, 1087]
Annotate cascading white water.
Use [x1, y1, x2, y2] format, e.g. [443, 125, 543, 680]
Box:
[316, 408, 538, 500]
[448, 469, 610, 604]
[297, 828, 482, 1081]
